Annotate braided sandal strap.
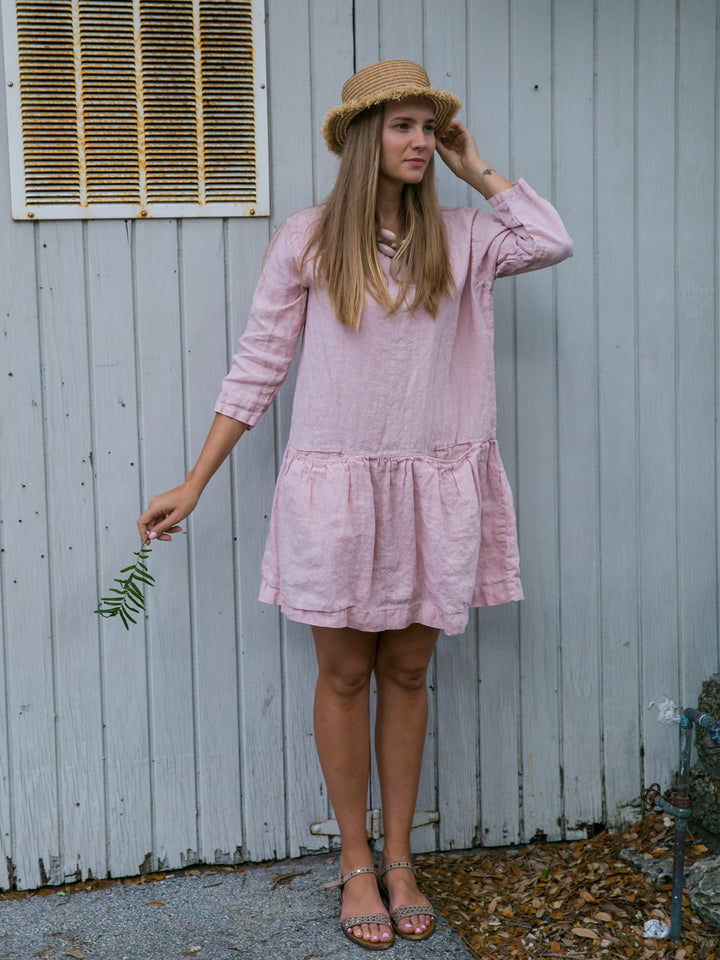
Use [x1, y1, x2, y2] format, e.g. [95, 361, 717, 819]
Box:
[390, 903, 436, 923]
[342, 913, 393, 932]
[379, 859, 414, 879]
[323, 864, 377, 890]
[379, 861, 434, 922]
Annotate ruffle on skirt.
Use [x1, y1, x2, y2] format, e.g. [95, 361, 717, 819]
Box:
[258, 440, 523, 636]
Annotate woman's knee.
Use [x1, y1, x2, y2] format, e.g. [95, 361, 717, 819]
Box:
[318, 660, 374, 698]
[375, 658, 429, 692]
[374, 623, 439, 692]
[312, 625, 377, 699]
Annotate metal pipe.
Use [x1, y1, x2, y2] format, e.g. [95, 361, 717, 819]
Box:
[651, 707, 720, 940]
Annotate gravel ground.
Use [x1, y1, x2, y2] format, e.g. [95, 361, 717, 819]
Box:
[0, 853, 471, 960]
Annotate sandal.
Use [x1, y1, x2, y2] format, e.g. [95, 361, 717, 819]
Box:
[323, 865, 395, 951]
[378, 860, 436, 941]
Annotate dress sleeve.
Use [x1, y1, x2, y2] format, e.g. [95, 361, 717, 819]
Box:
[214, 217, 308, 427]
[474, 178, 573, 278]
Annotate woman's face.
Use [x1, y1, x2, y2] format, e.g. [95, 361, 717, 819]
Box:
[378, 96, 436, 190]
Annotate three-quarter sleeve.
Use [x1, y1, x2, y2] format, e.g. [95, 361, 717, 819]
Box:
[215, 218, 308, 427]
[473, 178, 573, 279]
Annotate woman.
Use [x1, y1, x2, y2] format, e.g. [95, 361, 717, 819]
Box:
[138, 60, 572, 951]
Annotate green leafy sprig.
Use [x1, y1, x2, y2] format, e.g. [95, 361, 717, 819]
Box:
[95, 546, 155, 629]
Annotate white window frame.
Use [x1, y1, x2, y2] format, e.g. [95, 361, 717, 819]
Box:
[1, 0, 269, 220]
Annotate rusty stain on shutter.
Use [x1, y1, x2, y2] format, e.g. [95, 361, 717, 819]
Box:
[5, 0, 267, 218]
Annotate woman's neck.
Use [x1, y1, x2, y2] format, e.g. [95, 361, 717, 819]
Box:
[376, 179, 403, 235]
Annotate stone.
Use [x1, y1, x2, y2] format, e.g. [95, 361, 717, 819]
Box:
[619, 847, 674, 884]
[688, 674, 720, 853]
[685, 856, 720, 932]
[695, 674, 720, 778]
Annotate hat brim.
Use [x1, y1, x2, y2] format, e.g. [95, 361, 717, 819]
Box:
[322, 85, 462, 155]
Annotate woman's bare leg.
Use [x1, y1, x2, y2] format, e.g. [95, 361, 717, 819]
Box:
[312, 625, 392, 945]
[374, 622, 440, 935]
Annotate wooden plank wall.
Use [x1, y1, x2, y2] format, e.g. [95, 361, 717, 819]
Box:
[0, 0, 718, 890]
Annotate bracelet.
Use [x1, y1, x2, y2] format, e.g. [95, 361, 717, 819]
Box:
[480, 168, 494, 199]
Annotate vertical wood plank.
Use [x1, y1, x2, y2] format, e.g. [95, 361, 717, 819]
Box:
[378, 0, 423, 63]
[181, 218, 244, 863]
[86, 219, 153, 879]
[472, 0, 523, 848]
[0, 17, 40, 888]
[435, 631, 478, 851]
[0, 10, 52, 889]
[512, 0, 562, 842]
[424, 0, 478, 853]
[226, 216, 287, 861]
[0, 210, 56, 889]
[309, 0, 352, 202]
[596, 0, 642, 827]
[0, 24, 10, 884]
[675, 0, 719, 712]
[37, 221, 106, 883]
[282, 0, 355, 860]
[553, 0, 603, 835]
[636, 0, 680, 794]
[135, 221, 197, 869]
[354, 0, 379, 69]
[235, 0, 315, 860]
[423, 0, 468, 207]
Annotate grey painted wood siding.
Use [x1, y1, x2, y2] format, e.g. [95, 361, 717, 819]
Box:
[0, 0, 718, 889]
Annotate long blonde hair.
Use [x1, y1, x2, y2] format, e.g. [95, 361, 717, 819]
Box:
[304, 103, 454, 330]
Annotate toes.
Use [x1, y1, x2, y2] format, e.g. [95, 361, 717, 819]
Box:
[401, 913, 432, 934]
[353, 922, 384, 943]
[352, 921, 392, 943]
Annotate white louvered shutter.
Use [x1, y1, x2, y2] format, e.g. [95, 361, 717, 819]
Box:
[1, 0, 269, 219]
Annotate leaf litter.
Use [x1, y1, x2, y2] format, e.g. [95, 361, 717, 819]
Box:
[415, 817, 718, 959]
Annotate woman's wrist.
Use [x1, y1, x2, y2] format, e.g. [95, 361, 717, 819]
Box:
[183, 471, 206, 497]
[465, 161, 513, 199]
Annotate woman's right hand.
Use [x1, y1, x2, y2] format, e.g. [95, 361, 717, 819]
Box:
[137, 482, 200, 545]
[137, 412, 249, 546]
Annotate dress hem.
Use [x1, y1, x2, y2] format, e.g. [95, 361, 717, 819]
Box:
[258, 578, 523, 637]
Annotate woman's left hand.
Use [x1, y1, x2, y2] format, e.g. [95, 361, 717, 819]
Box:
[435, 121, 483, 182]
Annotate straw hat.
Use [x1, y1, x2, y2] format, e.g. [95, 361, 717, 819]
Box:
[322, 60, 462, 155]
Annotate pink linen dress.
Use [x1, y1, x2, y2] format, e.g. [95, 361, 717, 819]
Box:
[215, 179, 573, 636]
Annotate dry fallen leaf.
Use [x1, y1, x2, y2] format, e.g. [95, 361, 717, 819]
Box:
[269, 869, 312, 890]
[146, 900, 165, 907]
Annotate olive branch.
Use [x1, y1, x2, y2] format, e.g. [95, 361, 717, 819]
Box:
[95, 545, 155, 629]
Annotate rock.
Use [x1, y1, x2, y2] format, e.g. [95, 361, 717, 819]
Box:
[685, 856, 720, 932]
[619, 846, 674, 884]
[688, 675, 720, 852]
[695, 674, 720, 778]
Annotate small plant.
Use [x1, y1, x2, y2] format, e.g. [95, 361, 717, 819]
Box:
[95, 545, 155, 629]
